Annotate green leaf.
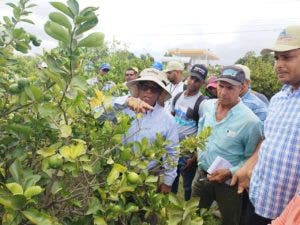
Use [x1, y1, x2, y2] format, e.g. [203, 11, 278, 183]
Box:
[3, 16, 12, 27]
[94, 216, 107, 225]
[60, 143, 86, 161]
[6, 3, 17, 9]
[50, 2, 74, 18]
[13, 28, 25, 38]
[15, 41, 29, 53]
[169, 193, 182, 207]
[38, 103, 60, 118]
[27, 3, 38, 8]
[49, 12, 72, 31]
[24, 86, 43, 101]
[77, 32, 104, 48]
[22, 208, 54, 225]
[82, 164, 93, 174]
[67, 0, 79, 17]
[145, 175, 158, 183]
[44, 21, 70, 44]
[86, 197, 100, 215]
[9, 160, 23, 183]
[37, 147, 56, 158]
[59, 124, 72, 138]
[6, 124, 32, 138]
[24, 186, 44, 199]
[75, 16, 98, 35]
[6, 183, 23, 195]
[107, 163, 127, 185]
[0, 189, 26, 210]
[23, 175, 41, 190]
[20, 18, 35, 24]
[51, 181, 62, 195]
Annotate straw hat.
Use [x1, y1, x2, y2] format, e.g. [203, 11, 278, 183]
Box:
[126, 68, 171, 106]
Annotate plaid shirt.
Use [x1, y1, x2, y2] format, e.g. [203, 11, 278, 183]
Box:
[249, 85, 300, 219]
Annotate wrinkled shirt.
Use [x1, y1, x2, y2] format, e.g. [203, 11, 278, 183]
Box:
[113, 98, 179, 186]
[241, 89, 268, 122]
[197, 99, 263, 174]
[250, 85, 300, 219]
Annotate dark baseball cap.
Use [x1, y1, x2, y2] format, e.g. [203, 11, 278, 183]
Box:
[190, 64, 208, 81]
[217, 66, 246, 85]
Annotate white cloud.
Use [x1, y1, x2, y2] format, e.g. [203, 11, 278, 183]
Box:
[1, 0, 300, 64]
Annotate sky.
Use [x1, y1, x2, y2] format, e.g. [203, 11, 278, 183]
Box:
[1, 0, 300, 64]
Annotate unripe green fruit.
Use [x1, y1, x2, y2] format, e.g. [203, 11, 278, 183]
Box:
[127, 172, 141, 185]
[8, 83, 22, 94]
[48, 154, 63, 169]
[17, 78, 30, 89]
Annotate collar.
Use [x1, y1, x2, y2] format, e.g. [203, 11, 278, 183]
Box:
[215, 98, 242, 116]
[281, 84, 300, 97]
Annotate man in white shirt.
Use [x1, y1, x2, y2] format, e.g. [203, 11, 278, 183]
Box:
[164, 61, 185, 113]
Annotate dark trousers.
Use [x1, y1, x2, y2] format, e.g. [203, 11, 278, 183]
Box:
[244, 200, 272, 225]
[192, 169, 244, 225]
[171, 155, 197, 200]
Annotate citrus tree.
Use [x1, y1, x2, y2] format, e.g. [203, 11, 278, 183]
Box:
[0, 1, 214, 225]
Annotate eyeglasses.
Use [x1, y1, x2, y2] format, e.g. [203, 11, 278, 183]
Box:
[138, 82, 161, 93]
[101, 69, 109, 72]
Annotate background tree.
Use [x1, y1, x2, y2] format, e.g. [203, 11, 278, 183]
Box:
[236, 51, 282, 99]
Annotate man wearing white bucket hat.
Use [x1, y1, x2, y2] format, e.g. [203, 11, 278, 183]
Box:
[231, 25, 300, 225]
[113, 68, 179, 193]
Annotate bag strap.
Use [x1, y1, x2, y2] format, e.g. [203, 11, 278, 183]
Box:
[192, 95, 207, 122]
[171, 91, 183, 116]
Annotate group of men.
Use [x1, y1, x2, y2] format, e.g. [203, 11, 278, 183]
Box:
[91, 25, 300, 225]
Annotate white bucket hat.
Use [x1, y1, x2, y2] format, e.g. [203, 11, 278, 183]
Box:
[126, 68, 171, 106]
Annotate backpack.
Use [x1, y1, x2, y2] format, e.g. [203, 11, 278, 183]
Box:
[171, 92, 207, 122]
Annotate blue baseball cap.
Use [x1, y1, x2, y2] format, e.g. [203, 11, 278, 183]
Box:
[152, 61, 163, 71]
[99, 63, 110, 71]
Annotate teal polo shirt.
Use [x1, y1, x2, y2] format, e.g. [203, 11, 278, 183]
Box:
[197, 99, 263, 174]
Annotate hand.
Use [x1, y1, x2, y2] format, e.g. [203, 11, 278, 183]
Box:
[126, 97, 153, 113]
[208, 169, 231, 183]
[230, 165, 253, 194]
[183, 155, 197, 172]
[158, 183, 172, 194]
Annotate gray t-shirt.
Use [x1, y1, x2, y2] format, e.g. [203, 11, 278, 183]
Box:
[172, 92, 203, 141]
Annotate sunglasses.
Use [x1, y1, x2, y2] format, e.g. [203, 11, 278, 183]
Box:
[138, 82, 162, 93]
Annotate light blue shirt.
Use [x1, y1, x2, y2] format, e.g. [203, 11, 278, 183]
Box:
[113, 98, 179, 186]
[241, 89, 268, 122]
[197, 99, 263, 174]
[250, 85, 300, 219]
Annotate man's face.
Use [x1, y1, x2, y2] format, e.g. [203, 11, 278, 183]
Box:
[217, 81, 242, 106]
[274, 49, 300, 89]
[125, 69, 138, 82]
[186, 76, 203, 93]
[166, 70, 177, 83]
[137, 81, 162, 106]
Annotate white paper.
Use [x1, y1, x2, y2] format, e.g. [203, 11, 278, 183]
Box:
[207, 156, 233, 185]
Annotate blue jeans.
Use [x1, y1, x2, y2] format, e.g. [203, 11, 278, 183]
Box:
[171, 155, 197, 200]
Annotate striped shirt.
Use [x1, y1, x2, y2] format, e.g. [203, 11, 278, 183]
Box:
[249, 85, 300, 219]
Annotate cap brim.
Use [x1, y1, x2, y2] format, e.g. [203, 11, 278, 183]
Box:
[217, 78, 241, 86]
[206, 83, 218, 88]
[190, 73, 203, 81]
[261, 44, 300, 55]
